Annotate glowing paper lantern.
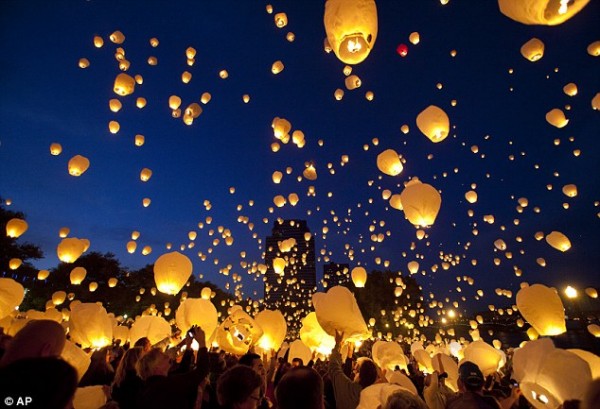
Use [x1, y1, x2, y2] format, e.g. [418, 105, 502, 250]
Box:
[498, 0, 590, 26]
[175, 298, 218, 345]
[126, 241, 137, 254]
[254, 309, 287, 351]
[0, 278, 25, 319]
[37, 270, 50, 280]
[376, 149, 403, 176]
[409, 32, 420, 45]
[545, 231, 571, 252]
[416, 105, 450, 143]
[271, 60, 284, 74]
[50, 143, 62, 155]
[546, 108, 568, 128]
[303, 165, 317, 180]
[109, 30, 125, 44]
[587, 324, 600, 337]
[61, 340, 91, 381]
[399, 178, 442, 227]
[407, 261, 419, 274]
[516, 284, 566, 336]
[113, 73, 135, 96]
[6, 218, 28, 238]
[113, 325, 128, 344]
[462, 340, 505, 376]
[274, 12, 288, 28]
[287, 339, 312, 365]
[108, 277, 118, 287]
[521, 38, 545, 61]
[465, 191, 478, 204]
[273, 257, 286, 275]
[200, 93, 211, 104]
[93, 36, 103, 48]
[69, 303, 113, 349]
[372, 340, 408, 372]
[312, 286, 370, 342]
[568, 349, 600, 379]
[201, 287, 212, 300]
[563, 83, 578, 96]
[68, 155, 90, 176]
[299, 312, 335, 355]
[69, 267, 87, 285]
[323, 0, 378, 65]
[57, 238, 87, 263]
[140, 168, 152, 182]
[344, 74, 361, 90]
[351, 266, 367, 287]
[396, 43, 408, 57]
[562, 184, 577, 197]
[215, 306, 263, 355]
[585, 288, 598, 299]
[154, 251, 192, 295]
[129, 315, 171, 346]
[88, 282, 98, 292]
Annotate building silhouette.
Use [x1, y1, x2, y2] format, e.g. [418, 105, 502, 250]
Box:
[322, 261, 350, 288]
[264, 219, 316, 333]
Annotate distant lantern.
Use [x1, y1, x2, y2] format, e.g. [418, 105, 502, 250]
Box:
[68, 155, 90, 177]
[52, 291, 67, 306]
[149, 37, 159, 47]
[400, 124, 409, 134]
[409, 32, 420, 45]
[288, 193, 299, 206]
[93, 36, 104, 48]
[273, 195, 286, 207]
[134, 134, 145, 147]
[272, 171, 283, 184]
[108, 121, 120, 134]
[126, 241, 137, 254]
[273, 258, 286, 275]
[50, 143, 62, 156]
[351, 266, 367, 287]
[8, 258, 22, 270]
[407, 261, 419, 274]
[516, 284, 566, 336]
[377, 149, 403, 176]
[243, 94, 251, 103]
[142, 198, 151, 207]
[109, 99, 122, 113]
[334, 88, 344, 100]
[69, 303, 112, 348]
[185, 103, 202, 118]
[201, 92, 212, 104]
[78, 58, 90, 69]
[272, 117, 291, 139]
[592, 93, 600, 110]
[588, 41, 600, 56]
[185, 46, 196, 60]
[365, 91, 374, 101]
[271, 60, 284, 74]
[396, 43, 408, 57]
[113, 73, 135, 96]
[136, 97, 147, 109]
[399, 178, 442, 227]
[563, 83, 578, 96]
[274, 12, 288, 28]
[344, 75, 361, 90]
[219, 70, 229, 79]
[494, 239, 507, 251]
[147, 56, 158, 66]
[498, 0, 591, 26]
[6, 218, 28, 238]
[57, 237, 86, 263]
[140, 168, 152, 182]
[562, 184, 577, 197]
[545, 231, 571, 252]
[109, 30, 125, 44]
[520, 38, 545, 62]
[416, 105, 450, 143]
[286, 32, 295, 42]
[88, 281, 98, 292]
[168, 95, 182, 110]
[389, 194, 403, 210]
[303, 164, 317, 180]
[585, 288, 598, 299]
[70, 267, 87, 285]
[201, 287, 212, 300]
[108, 277, 118, 287]
[181, 71, 192, 83]
[59, 227, 70, 238]
[546, 108, 568, 128]
[37, 270, 50, 280]
[465, 190, 478, 204]
[154, 251, 193, 295]
[323, 0, 378, 65]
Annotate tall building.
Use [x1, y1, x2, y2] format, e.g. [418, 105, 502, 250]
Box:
[322, 261, 350, 288]
[264, 219, 316, 332]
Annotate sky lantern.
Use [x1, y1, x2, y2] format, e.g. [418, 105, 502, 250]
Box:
[108, 277, 118, 287]
[588, 41, 600, 56]
[351, 266, 367, 287]
[255, 309, 287, 352]
[113, 73, 135, 96]
[399, 177, 442, 227]
[465, 190, 478, 204]
[0, 278, 25, 320]
[545, 108, 568, 128]
[68, 155, 90, 176]
[376, 149, 403, 176]
[201, 287, 212, 300]
[88, 281, 98, 292]
[109, 30, 125, 44]
[140, 168, 152, 182]
[407, 261, 419, 275]
[409, 32, 420, 45]
[50, 142, 62, 155]
[70, 267, 87, 285]
[287, 339, 312, 365]
[498, 0, 591, 25]
[516, 284, 566, 336]
[273, 195, 286, 207]
[303, 164, 318, 180]
[344, 74, 361, 90]
[153, 251, 193, 295]
[563, 83, 578, 96]
[274, 12, 288, 28]
[272, 117, 291, 139]
[545, 231, 571, 252]
[273, 257, 286, 275]
[562, 184, 577, 197]
[93, 35, 103, 48]
[520, 38, 545, 61]
[108, 99, 122, 113]
[271, 60, 284, 74]
[61, 340, 91, 382]
[108, 120, 120, 134]
[6, 218, 28, 238]
[175, 298, 218, 345]
[288, 193, 299, 206]
[51, 291, 67, 306]
[312, 285, 370, 342]
[389, 194, 403, 210]
[168, 95, 182, 110]
[57, 237, 86, 263]
[69, 302, 113, 349]
[78, 58, 90, 69]
[588, 324, 600, 337]
[592, 93, 600, 110]
[215, 306, 263, 355]
[129, 315, 171, 346]
[323, 0, 378, 65]
[300, 312, 335, 355]
[585, 288, 598, 299]
[37, 270, 50, 280]
[334, 88, 344, 100]
[126, 241, 137, 254]
[416, 105, 450, 143]
[462, 340, 506, 376]
[134, 134, 145, 147]
[396, 43, 408, 57]
[372, 340, 409, 372]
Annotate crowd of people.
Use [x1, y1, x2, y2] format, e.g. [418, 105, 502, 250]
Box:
[0, 320, 599, 409]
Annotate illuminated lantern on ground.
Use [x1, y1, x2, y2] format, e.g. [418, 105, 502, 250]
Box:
[521, 38, 545, 61]
[351, 266, 367, 287]
[57, 237, 86, 263]
[323, 0, 378, 65]
[498, 0, 590, 26]
[546, 108, 568, 128]
[462, 340, 505, 376]
[399, 178, 442, 227]
[416, 105, 450, 143]
[61, 340, 91, 381]
[376, 149, 403, 176]
[50, 143, 62, 155]
[516, 284, 566, 336]
[273, 258, 286, 275]
[68, 155, 90, 176]
[69, 303, 112, 349]
[0, 278, 25, 319]
[140, 168, 152, 182]
[562, 184, 577, 197]
[175, 298, 218, 346]
[215, 306, 263, 355]
[255, 309, 287, 352]
[129, 315, 171, 346]
[113, 73, 135, 96]
[372, 340, 408, 372]
[300, 312, 335, 355]
[396, 43, 408, 57]
[154, 251, 192, 295]
[6, 218, 28, 238]
[545, 231, 571, 252]
[70, 267, 87, 285]
[312, 286, 370, 342]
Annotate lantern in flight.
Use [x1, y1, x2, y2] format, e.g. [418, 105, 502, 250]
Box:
[6, 218, 28, 238]
[521, 38, 545, 62]
[351, 266, 367, 287]
[399, 178, 442, 227]
[57, 238, 87, 263]
[69, 303, 113, 349]
[153, 251, 192, 295]
[70, 267, 87, 285]
[516, 284, 566, 336]
[546, 109, 568, 128]
[273, 258, 286, 275]
[113, 73, 135, 96]
[416, 105, 450, 143]
[545, 231, 571, 252]
[396, 44, 408, 57]
[68, 155, 90, 176]
[312, 286, 370, 342]
[498, 0, 590, 26]
[376, 149, 403, 176]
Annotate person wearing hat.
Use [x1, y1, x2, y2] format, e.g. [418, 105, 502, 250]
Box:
[445, 361, 502, 409]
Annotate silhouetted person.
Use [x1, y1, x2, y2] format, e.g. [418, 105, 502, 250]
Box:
[446, 361, 502, 409]
[111, 347, 144, 409]
[0, 319, 66, 367]
[276, 366, 324, 409]
[217, 364, 264, 409]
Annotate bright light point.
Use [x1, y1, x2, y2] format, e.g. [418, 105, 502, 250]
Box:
[565, 286, 578, 299]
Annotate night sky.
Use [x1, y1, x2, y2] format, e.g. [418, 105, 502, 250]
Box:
[1, 0, 599, 313]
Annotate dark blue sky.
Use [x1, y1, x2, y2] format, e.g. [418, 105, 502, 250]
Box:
[1, 0, 599, 313]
